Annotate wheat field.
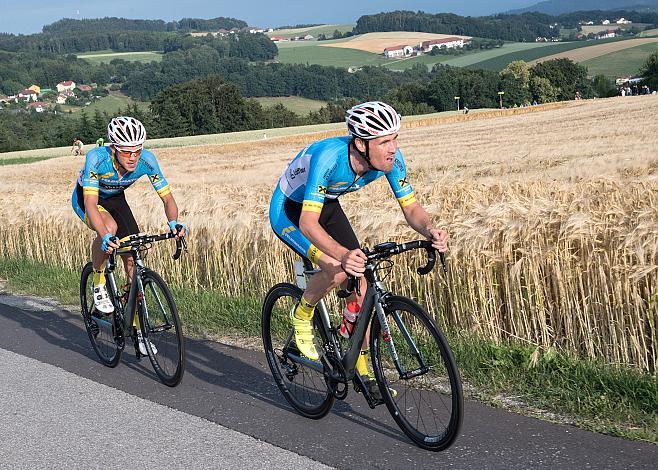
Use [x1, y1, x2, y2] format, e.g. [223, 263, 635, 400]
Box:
[1, 96, 656, 371]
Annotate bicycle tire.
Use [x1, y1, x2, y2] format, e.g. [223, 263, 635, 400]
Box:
[370, 296, 463, 451]
[138, 270, 185, 387]
[262, 283, 334, 419]
[80, 262, 122, 367]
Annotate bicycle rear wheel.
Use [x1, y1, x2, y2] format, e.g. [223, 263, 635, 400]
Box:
[262, 283, 334, 419]
[80, 262, 122, 367]
[370, 296, 463, 451]
[139, 270, 185, 387]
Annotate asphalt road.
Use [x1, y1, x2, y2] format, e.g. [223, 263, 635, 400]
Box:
[0, 292, 655, 469]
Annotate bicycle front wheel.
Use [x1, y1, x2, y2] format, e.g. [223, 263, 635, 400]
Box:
[262, 283, 334, 419]
[139, 270, 185, 387]
[80, 262, 122, 367]
[370, 296, 463, 451]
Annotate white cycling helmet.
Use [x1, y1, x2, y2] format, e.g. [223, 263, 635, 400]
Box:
[107, 116, 146, 148]
[346, 101, 401, 140]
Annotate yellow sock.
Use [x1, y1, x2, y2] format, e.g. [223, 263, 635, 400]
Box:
[294, 296, 316, 321]
[356, 350, 370, 377]
[92, 269, 106, 286]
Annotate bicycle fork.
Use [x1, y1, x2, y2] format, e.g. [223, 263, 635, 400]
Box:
[376, 298, 429, 380]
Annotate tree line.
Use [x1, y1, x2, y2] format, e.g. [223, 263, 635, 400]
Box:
[42, 17, 247, 34]
[353, 9, 658, 41]
[1, 56, 629, 153]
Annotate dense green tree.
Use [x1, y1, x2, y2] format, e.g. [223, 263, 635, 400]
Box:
[530, 76, 559, 103]
[530, 59, 593, 101]
[639, 50, 658, 89]
[499, 61, 532, 106]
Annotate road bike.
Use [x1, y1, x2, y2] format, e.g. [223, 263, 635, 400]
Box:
[80, 231, 186, 387]
[262, 240, 463, 451]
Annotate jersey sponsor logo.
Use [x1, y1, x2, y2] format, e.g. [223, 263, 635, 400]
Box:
[288, 167, 306, 180]
[99, 172, 115, 179]
[88, 171, 99, 180]
[398, 177, 409, 187]
[317, 185, 327, 194]
[150, 174, 161, 183]
[322, 163, 337, 180]
[281, 225, 296, 236]
[328, 181, 349, 189]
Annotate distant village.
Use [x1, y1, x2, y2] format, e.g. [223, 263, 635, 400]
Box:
[537, 16, 635, 42]
[0, 81, 100, 113]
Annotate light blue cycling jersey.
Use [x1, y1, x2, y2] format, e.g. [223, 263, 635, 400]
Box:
[276, 136, 417, 214]
[76, 146, 170, 199]
[270, 136, 417, 263]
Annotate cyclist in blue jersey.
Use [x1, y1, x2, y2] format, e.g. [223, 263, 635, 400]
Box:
[71, 117, 186, 346]
[269, 101, 449, 398]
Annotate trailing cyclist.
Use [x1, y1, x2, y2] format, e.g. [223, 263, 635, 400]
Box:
[71, 116, 186, 354]
[268, 101, 449, 399]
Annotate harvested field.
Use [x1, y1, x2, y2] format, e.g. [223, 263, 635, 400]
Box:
[321, 32, 471, 54]
[1, 96, 657, 371]
[528, 38, 658, 65]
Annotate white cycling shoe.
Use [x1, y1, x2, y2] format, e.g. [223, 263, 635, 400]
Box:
[92, 284, 114, 315]
[137, 332, 158, 356]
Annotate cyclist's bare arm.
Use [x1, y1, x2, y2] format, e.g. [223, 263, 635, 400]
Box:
[160, 192, 186, 237]
[400, 201, 449, 252]
[299, 210, 366, 276]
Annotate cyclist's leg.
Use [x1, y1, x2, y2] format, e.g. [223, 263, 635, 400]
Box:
[99, 192, 140, 281]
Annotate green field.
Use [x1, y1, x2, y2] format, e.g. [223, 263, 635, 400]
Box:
[470, 37, 629, 71]
[268, 24, 354, 39]
[77, 50, 163, 64]
[276, 43, 388, 68]
[253, 96, 327, 114]
[582, 42, 658, 78]
[61, 93, 150, 116]
[640, 28, 658, 37]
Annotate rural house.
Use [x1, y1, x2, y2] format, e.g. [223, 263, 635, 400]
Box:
[18, 89, 37, 102]
[420, 37, 465, 52]
[384, 45, 413, 58]
[56, 80, 76, 92]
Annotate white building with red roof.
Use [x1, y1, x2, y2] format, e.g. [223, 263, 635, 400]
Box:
[18, 89, 37, 102]
[384, 44, 414, 58]
[56, 80, 76, 92]
[420, 37, 466, 52]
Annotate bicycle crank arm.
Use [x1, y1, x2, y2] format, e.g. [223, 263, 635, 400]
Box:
[400, 366, 429, 380]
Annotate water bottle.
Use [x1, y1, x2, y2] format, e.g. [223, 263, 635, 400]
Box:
[339, 301, 361, 339]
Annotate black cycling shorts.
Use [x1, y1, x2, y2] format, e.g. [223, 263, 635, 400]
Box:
[283, 197, 360, 254]
[74, 184, 140, 240]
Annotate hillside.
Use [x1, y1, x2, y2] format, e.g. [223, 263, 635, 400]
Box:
[509, 0, 658, 15]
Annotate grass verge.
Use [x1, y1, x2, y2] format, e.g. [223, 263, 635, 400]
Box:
[0, 255, 655, 442]
[0, 156, 55, 166]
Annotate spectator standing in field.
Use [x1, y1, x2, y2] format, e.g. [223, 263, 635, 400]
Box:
[72, 138, 84, 156]
[96, 137, 105, 147]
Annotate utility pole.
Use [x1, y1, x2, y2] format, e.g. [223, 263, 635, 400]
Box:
[498, 91, 505, 109]
[454, 95, 460, 111]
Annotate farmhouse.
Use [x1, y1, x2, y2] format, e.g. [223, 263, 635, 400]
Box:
[28, 84, 41, 95]
[597, 30, 617, 39]
[56, 80, 76, 92]
[420, 37, 465, 52]
[384, 44, 413, 58]
[26, 101, 48, 112]
[18, 89, 37, 102]
[77, 84, 93, 92]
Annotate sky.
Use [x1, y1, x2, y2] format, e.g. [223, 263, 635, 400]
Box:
[0, 0, 540, 35]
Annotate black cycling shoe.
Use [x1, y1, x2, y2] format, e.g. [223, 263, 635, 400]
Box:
[361, 376, 383, 403]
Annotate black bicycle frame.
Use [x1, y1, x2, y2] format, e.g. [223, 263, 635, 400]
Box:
[286, 251, 431, 385]
[89, 232, 184, 343]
